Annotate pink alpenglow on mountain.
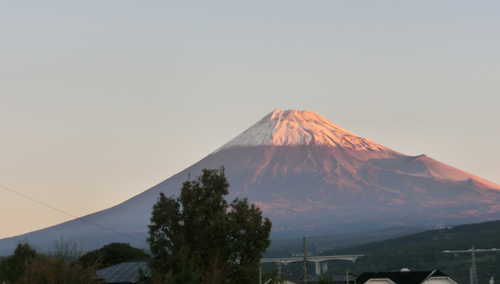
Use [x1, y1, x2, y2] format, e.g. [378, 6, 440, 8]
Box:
[210, 109, 500, 223]
[1, 109, 500, 254]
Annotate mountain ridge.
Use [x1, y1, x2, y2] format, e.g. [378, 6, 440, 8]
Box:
[1, 109, 499, 255]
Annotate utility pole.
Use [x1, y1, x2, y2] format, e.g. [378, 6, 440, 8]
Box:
[259, 266, 262, 284]
[316, 227, 318, 257]
[471, 246, 478, 284]
[443, 246, 500, 284]
[304, 236, 308, 284]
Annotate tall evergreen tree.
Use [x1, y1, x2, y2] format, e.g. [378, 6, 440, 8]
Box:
[147, 167, 272, 284]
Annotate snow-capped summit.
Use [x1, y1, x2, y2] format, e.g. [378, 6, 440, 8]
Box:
[215, 109, 386, 152]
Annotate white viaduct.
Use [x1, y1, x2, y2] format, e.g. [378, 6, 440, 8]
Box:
[260, 254, 364, 275]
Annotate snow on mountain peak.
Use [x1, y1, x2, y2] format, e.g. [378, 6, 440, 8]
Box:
[214, 109, 386, 152]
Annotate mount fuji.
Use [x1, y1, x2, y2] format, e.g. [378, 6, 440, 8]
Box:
[1, 109, 500, 255]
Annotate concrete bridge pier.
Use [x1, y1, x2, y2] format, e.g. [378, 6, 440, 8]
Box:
[315, 261, 321, 275]
[314, 261, 329, 275]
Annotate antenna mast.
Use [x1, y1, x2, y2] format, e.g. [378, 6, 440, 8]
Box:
[316, 227, 318, 257]
[303, 236, 308, 284]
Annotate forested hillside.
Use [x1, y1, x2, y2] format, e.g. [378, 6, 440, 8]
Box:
[323, 220, 500, 284]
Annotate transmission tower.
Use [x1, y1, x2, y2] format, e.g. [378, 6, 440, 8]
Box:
[443, 246, 500, 284]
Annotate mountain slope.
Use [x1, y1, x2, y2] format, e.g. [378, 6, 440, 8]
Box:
[1, 109, 499, 255]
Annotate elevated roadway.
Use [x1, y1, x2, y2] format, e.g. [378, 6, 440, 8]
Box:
[260, 254, 364, 275]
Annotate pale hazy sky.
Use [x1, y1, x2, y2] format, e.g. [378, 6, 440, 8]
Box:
[1, 1, 499, 239]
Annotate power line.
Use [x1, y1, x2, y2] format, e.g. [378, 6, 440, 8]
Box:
[0, 183, 147, 244]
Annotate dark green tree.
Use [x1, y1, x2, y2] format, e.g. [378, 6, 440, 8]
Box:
[0, 240, 38, 283]
[147, 167, 272, 284]
[317, 273, 332, 284]
[78, 242, 150, 269]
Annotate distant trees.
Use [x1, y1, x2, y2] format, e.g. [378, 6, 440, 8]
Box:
[147, 167, 272, 284]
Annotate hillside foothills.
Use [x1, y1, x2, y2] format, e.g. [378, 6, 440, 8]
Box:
[324, 220, 500, 284]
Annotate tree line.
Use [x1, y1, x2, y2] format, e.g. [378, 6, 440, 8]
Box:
[0, 240, 150, 284]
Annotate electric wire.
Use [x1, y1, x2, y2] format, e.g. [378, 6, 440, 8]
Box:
[0, 183, 147, 243]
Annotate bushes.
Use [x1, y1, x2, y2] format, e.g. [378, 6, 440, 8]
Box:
[20, 256, 102, 284]
[0, 239, 147, 284]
